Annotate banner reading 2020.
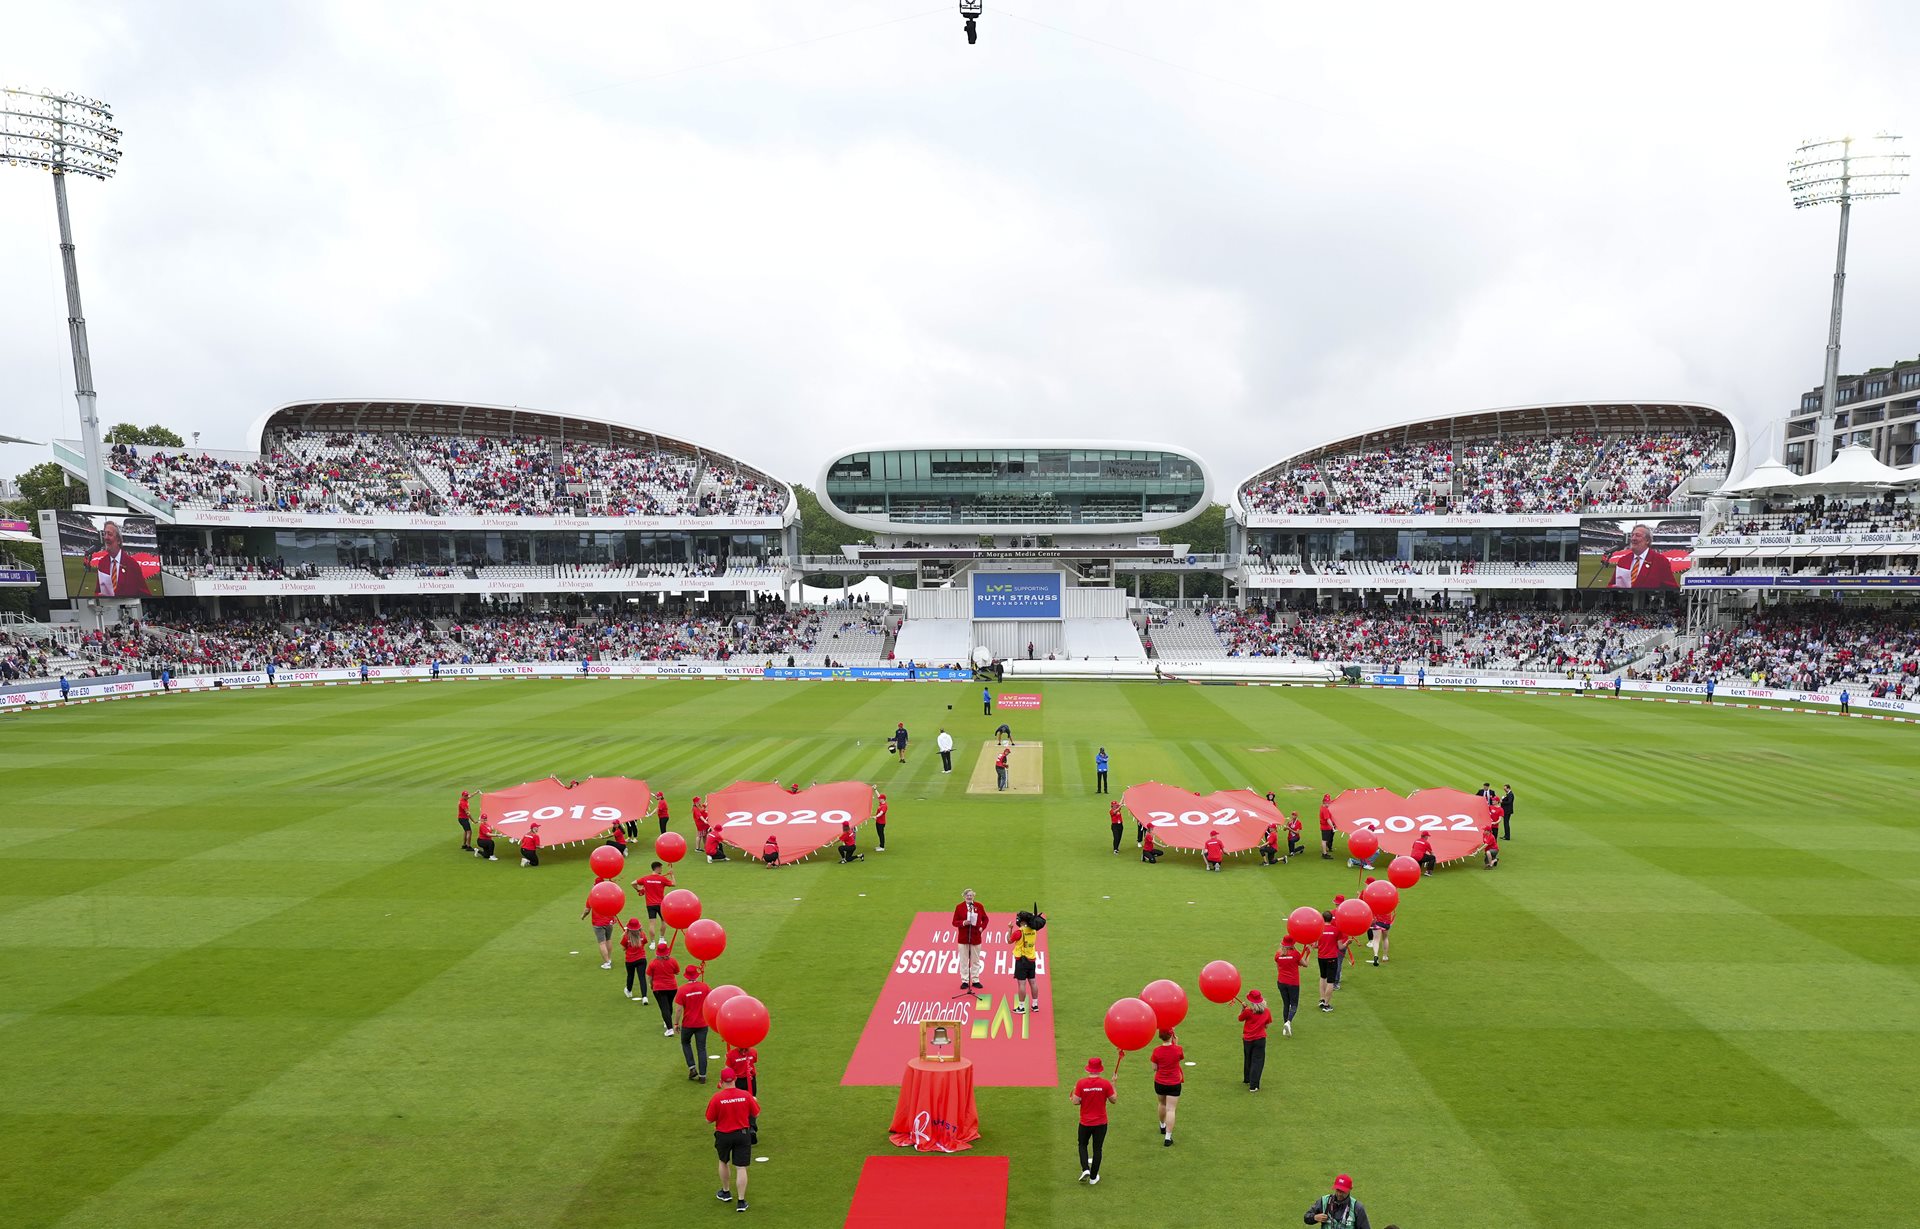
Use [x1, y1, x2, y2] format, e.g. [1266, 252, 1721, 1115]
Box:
[971, 572, 1062, 619]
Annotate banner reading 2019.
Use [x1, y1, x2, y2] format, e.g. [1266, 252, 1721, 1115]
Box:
[971, 572, 1062, 619]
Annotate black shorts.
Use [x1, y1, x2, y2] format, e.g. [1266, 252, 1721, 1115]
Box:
[1153, 1081, 1183, 1098]
[714, 1129, 752, 1166]
[1317, 957, 1340, 981]
[458, 818, 472, 830]
[1013, 956, 1036, 980]
[646, 905, 662, 919]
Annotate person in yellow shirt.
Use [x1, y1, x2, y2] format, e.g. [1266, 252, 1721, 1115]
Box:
[1011, 909, 1043, 1015]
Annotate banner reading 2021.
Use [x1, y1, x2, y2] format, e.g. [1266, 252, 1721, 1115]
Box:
[971, 572, 1062, 619]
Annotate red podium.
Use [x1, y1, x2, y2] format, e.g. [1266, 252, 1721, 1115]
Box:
[887, 1057, 981, 1152]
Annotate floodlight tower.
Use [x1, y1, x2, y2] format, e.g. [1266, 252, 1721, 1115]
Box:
[1788, 134, 1907, 470]
[2, 87, 122, 506]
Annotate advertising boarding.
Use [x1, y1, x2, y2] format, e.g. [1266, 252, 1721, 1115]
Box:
[971, 572, 1062, 619]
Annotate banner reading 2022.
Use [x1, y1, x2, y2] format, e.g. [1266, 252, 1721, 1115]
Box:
[971, 572, 1062, 619]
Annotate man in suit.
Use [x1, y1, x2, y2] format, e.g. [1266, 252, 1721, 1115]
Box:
[84, 520, 152, 597]
[1606, 524, 1678, 589]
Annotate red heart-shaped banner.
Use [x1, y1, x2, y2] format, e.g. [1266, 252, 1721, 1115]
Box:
[1118, 784, 1279, 855]
[481, 776, 653, 847]
[1327, 787, 1493, 862]
[707, 780, 877, 864]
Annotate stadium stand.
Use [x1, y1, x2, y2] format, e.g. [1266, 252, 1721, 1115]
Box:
[1642, 606, 1920, 698]
[891, 618, 973, 666]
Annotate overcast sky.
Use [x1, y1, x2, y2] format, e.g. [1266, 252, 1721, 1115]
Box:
[3, 1, 1916, 496]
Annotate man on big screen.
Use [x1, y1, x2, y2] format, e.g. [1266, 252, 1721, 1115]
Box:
[1605, 523, 1678, 589]
[84, 520, 152, 597]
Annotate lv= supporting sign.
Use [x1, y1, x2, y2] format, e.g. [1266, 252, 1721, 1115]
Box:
[843, 911, 1056, 1086]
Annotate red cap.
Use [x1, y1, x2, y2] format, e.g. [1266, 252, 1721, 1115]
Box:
[1333, 1174, 1353, 1193]
[685, 966, 702, 980]
[654, 940, 669, 952]
[624, 918, 643, 930]
[1248, 989, 1264, 1001]
[720, 1066, 737, 1082]
[1085, 1057, 1104, 1073]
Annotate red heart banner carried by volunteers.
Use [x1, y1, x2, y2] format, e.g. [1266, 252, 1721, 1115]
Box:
[1117, 784, 1280, 855]
[481, 776, 653, 848]
[1327, 787, 1490, 862]
[707, 780, 876, 864]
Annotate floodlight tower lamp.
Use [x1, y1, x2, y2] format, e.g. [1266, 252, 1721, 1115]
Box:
[2, 86, 123, 505]
[1786, 133, 1907, 470]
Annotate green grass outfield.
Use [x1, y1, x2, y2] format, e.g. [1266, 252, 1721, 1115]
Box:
[4, 679, 1919, 1228]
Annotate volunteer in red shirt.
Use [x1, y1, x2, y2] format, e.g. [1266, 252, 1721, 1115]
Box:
[761, 834, 780, 867]
[655, 792, 671, 836]
[725, 1042, 759, 1097]
[1238, 990, 1271, 1091]
[952, 889, 988, 992]
[705, 1066, 760, 1212]
[1141, 825, 1162, 864]
[633, 862, 674, 942]
[604, 824, 628, 857]
[1274, 940, 1305, 1037]
[647, 940, 680, 1037]
[1071, 1057, 1116, 1184]
[1150, 1028, 1184, 1146]
[874, 791, 888, 852]
[1203, 831, 1226, 872]
[519, 822, 542, 868]
[691, 795, 708, 846]
[620, 919, 650, 1003]
[456, 791, 472, 851]
[678, 966, 711, 1082]
[1109, 801, 1125, 855]
[704, 825, 729, 863]
[1261, 822, 1280, 866]
[1287, 811, 1305, 857]
[1316, 911, 1343, 1013]
[1411, 831, 1437, 877]
[579, 883, 621, 969]
[1366, 878, 1394, 966]
[837, 820, 864, 864]
[1319, 794, 1336, 858]
[1482, 823, 1500, 869]
[474, 814, 498, 861]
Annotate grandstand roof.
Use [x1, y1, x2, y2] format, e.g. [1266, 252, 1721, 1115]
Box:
[1235, 400, 1742, 519]
[248, 398, 790, 497]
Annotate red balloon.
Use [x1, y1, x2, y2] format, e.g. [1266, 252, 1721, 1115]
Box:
[1347, 829, 1380, 861]
[1103, 997, 1158, 1052]
[1197, 959, 1242, 1004]
[685, 918, 727, 962]
[1139, 979, 1188, 1032]
[660, 888, 702, 931]
[588, 845, 625, 880]
[1387, 855, 1422, 890]
[586, 879, 625, 916]
[703, 983, 744, 1030]
[655, 831, 688, 864]
[1287, 905, 1326, 945]
[716, 993, 770, 1047]
[1333, 897, 1374, 937]
[1361, 879, 1400, 919]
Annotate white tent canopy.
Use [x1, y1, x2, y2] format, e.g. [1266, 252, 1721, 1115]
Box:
[1718, 447, 1920, 497]
[794, 575, 900, 605]
[1714, 458, 1803, 496]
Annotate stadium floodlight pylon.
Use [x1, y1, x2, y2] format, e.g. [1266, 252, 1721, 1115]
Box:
[2, 87, 123, 507]
[1787, 134, 1908, 472]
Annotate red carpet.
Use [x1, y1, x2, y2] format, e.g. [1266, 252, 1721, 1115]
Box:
[844, 1155, 1009, 1229]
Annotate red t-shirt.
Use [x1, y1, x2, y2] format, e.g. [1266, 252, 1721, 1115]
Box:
[586, 893, 620, 927]
[1483, 829, 1499, 851]
[657, 799, 670, 820]
[1150, 1043, 1184, 1085]
[608, 829, 627, 848]
[762, 839, 779, 859]
[1238, 1004, 1271, 1039]
[457, 797, 470, 820]
[705, 829, 724, 855]
[1316, 929, 1340, 959]
[876, 799, 888, 822]
[1204, 838, 1225, 862]
[1411, 836, 1432, 861]
[636, 873, 672, 906]
[477, 821, 494, 840]
[1142, 829, 1157, 852]
[648, 954, 680, 991]
[1109, 804, 1122, 823]
[621, 932, 648, 963]
[522, 831, 541, 851]
[726, 1046, 758, 1082]
[840, 828, 856, 847]
[1263, 827, 1278, 849]
[679, 980, 710, 1026]
[1073, 1076, 1115, 1125]
[1287, 818, 1302, 837]
[1319, 804, 1334, 831]
[1373, 909, 1395, 926]
[705, 1087, 760, 1133]
[1275, 947, 1304, 986]
[995, 750, 1009, 767]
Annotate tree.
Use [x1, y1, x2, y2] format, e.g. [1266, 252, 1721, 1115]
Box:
[8, 461, 77, 517]
[104, 423, 185, 448]
[1137, 503, 1229, 601]
[794, 484, 872, 559]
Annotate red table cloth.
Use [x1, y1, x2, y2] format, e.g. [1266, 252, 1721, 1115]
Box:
[887, 1057, 981, 1152]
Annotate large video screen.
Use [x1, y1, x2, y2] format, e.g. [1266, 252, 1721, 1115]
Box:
[1577, 516, 1697, 590]
[971, 571, 1062, 619]
[54, 512, 164, 598]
